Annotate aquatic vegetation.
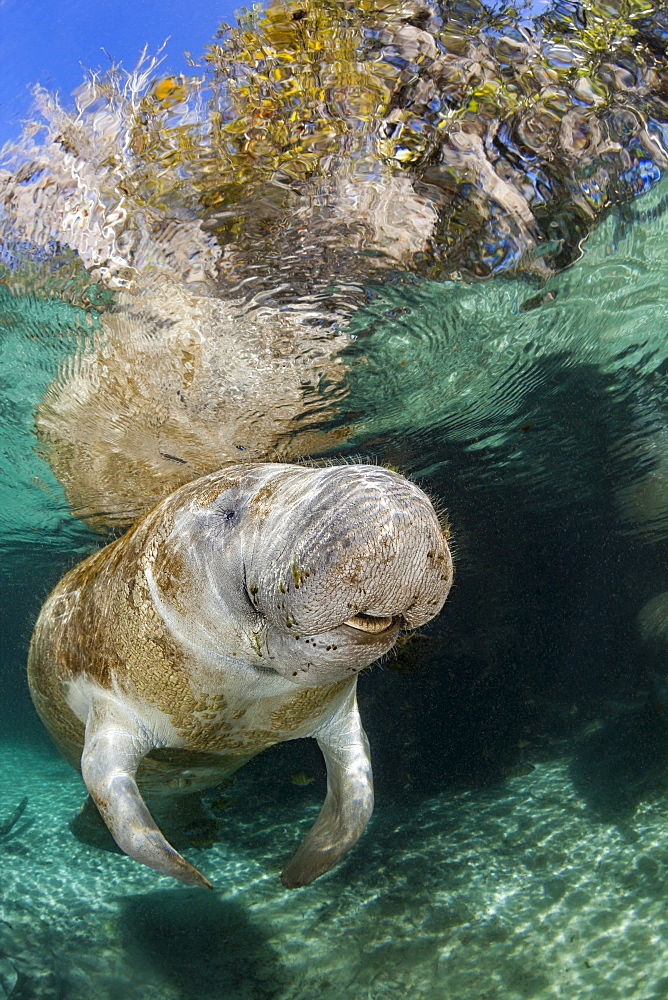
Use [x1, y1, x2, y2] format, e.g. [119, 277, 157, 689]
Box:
[290, 771, 315, 786]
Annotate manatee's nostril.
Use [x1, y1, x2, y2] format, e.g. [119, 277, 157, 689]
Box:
[343, 612, 396, 634]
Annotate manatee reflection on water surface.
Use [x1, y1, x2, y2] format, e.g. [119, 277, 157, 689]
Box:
[3, 2, 668, 999]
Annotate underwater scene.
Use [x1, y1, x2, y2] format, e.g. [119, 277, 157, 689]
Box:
[5, 0, 668, 997]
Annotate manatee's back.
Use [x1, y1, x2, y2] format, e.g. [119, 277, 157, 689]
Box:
[34, 274, 351, 530]
[27, 543, 121, 770]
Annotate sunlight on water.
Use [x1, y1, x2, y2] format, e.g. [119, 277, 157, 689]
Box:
[3, 2, 668, 998]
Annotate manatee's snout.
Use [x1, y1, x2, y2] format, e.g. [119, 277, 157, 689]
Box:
[246, 464, 453, 638]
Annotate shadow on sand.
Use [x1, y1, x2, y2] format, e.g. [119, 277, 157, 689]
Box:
[568, 704, 668, 825]
[119, 889, 290, 1000]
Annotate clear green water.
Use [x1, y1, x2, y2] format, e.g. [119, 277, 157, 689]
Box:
[1, 180, 668, 998]
[4, 3, 668, 997]
[3, 707, 668, 999]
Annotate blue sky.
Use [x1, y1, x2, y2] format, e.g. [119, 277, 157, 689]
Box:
[0, 0, 554, 151]
[0, 0, 239, 149]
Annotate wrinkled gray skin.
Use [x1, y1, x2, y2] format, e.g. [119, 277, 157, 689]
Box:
[28, 463, 453, 888]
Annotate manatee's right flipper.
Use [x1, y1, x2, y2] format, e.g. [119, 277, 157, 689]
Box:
[281, 683, 373, 888]
[80, 697, 212, 889]
[70, 793, 121, 853]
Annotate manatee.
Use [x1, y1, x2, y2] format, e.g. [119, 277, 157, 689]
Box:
[28, 462, 453, 888]
[4, 0, 667, 536]
[34, 272, 353, 529]
[637, 591, 668, 716]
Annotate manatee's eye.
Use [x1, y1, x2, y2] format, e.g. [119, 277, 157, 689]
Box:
[205, 504, 243, 540]
[343, 612, 396, 634]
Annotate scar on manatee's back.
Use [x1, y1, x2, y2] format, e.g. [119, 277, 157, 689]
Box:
[248, 479, 281, 522]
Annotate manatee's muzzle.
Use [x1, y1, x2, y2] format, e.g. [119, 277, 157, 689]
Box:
[344, 612, 396, 634]
[245, 464, 453, 637]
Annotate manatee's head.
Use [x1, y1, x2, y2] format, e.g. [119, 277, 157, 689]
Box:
[158, 463, 453, 685]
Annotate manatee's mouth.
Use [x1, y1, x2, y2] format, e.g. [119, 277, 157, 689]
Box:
[343, 612, 397, 634]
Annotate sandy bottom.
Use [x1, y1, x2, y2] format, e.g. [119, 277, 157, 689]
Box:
[1, 708, 668, 1000]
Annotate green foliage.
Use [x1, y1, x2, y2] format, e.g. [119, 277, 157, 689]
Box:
[3, 0, 668, 283]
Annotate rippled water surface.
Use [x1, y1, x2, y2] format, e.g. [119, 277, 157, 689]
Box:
[3, 2, 668, 998]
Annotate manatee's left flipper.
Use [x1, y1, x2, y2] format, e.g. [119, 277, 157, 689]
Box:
[81, 696, 212, 889]
[281, 683, 373, 888]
